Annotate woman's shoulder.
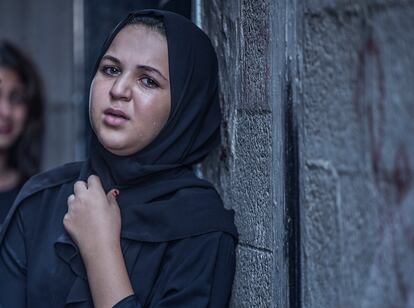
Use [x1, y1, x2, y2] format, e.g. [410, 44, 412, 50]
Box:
[166, 231, 236, 255]
[25, 161, 82, 188]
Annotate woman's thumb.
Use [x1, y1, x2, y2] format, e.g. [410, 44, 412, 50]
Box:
[107, 189, 120, 205]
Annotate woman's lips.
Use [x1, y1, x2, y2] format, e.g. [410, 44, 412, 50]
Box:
[103, 108, 129, 127]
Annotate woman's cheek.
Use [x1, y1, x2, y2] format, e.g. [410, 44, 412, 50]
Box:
[89, 91, 105, 131]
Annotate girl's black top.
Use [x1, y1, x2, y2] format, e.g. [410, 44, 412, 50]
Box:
[0, 9, 238, 308]
[0, 185, 21, 226]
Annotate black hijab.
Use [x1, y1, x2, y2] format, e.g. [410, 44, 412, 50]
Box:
[87, 9, 224, 189]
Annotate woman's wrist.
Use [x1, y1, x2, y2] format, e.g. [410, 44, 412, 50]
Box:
[81, 237, 134, 307]
[79, 236, 121, 266]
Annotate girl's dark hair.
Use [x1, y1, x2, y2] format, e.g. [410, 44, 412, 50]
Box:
[0, 41, 44, 181]
[126, 15, 166, 37]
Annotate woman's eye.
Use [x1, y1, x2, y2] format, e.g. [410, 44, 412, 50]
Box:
[102, 66, 120, 76]
[141, 77, 159, 89]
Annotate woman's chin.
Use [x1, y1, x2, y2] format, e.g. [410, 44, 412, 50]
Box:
[102, 143, 131, 156]
[94, 126, 149, 156]
[100, 139, 143, 156]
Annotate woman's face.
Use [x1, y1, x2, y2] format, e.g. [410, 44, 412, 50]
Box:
[0, 67, 28, 152]
[90, 25, 171, 156]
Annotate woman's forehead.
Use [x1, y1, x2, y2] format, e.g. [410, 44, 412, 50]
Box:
[103, 25, 169, 74]
[106, 26, 167, 58]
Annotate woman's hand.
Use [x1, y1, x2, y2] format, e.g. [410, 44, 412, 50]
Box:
[64, 175, 134, 307]
[63, 175, 121, 261]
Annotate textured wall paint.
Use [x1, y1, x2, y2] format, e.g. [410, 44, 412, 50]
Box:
[300, 1, 414, 307]
[200, 0, 414, 307]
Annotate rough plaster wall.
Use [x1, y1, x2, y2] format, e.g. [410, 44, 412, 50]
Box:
[300, 1, 414, 307]
[199, 0, 276, 307]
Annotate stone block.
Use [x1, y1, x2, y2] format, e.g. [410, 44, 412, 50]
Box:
[240, 0, 271, 111]
[231, 245, 273, 308]
[302, 10, 366, 172]
[301, 160, 342, 307]
[229, 110, 274, 251]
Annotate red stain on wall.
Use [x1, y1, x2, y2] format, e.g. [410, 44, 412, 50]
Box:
[353, 34, 412, 205]
[353, 32, 413, 303]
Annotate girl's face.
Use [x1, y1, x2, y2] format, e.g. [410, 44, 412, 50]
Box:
[0, 67, 28, 152]
[90, 25, 171, 156]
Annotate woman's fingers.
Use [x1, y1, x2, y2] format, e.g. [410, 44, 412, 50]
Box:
[73, 176, 103, 197]
[106, 189, 120, 206]
[67, 194, 75, 205]
[87, 175, 104, 191]
[74, 180, 88, 195]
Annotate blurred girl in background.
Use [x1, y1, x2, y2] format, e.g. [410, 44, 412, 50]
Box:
[0, 41, 44, 225]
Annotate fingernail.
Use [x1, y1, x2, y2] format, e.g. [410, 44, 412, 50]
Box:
[112, 189, 120, 197]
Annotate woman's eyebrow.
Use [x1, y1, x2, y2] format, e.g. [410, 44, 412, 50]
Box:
[137, 65, 168, 82]
[102, 55, 120, 64]
[101, 55, 168, 82]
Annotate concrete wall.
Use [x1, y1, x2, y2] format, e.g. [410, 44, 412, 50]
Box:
[300, 1, 414, 307]
[200, 0, 414, 307]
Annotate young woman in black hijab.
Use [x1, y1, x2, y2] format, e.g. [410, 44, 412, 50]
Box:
[0, 9, 237, 308]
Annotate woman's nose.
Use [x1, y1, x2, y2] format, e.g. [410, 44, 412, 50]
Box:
[110, 75, 132, 102]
